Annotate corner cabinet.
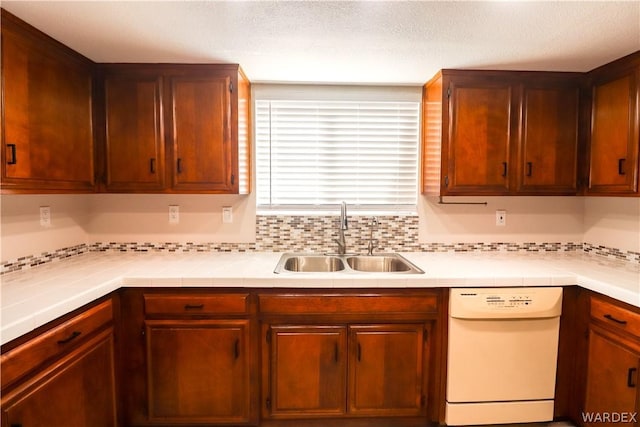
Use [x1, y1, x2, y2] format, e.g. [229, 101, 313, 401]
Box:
[259, 291, 443, 426]
[422, 70, 580, 196]
[99, 64, 251, 194]
[582, 294, 640, 426]
[585, 52, 640, 196]
[0, 299, 117, 426]
[1, 10, 95, 193]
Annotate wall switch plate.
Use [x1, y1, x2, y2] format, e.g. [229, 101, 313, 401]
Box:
[169, 205, 179, 224]
[39, 206, 51, 227]
[496, 209, 506, 226]
[222, 206, 233, 223]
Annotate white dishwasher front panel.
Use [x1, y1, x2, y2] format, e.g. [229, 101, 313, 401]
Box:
[447, 316, 560, 402]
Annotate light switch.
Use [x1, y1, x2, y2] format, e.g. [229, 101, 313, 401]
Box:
[496, 210, 506, 226]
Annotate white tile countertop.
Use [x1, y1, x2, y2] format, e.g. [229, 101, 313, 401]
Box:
[1, 251, 639, 345]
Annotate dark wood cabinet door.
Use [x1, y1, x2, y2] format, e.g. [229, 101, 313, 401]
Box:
[145, 319, 251, 424]
[2, 330, 117, 427]
[1, 13, 95, 192]
[267, 325, 347, 418]
[587, 70, 639, 194]
[583, 329, 640, 426]
[168, 74, 237, 192]
[445, 79, 514, 195]
[518, 85, 579, 194]
[349, 324, 428, 416]
[104, 73, 165, 191]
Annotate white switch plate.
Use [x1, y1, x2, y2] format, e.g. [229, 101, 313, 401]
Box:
[496, 209, 506, 226]
[39, 206, 51, 227]
[169, 205, 180, 224]
[222, 206, 233, 223]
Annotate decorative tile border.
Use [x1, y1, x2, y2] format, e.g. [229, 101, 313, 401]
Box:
[255, 215, 420, 253]
[0, 244, 89, 275]
[89, 242, 258, 253]
[1, 215, 638, 274]
[583, 242, 640, 263]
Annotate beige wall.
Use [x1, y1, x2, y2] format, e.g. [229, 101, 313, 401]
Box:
[1, 192, 638, 263]
[0, 194, 91, 261]
[583, 197, 640, 253]
[87, 193, 256, 244]
[418, 196, 585, 244]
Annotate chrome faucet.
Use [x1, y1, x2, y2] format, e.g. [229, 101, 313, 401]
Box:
[367, 217, 379, 256]
[335, 201, 348, 255]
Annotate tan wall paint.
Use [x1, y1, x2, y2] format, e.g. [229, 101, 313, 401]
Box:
[1, 193, 638, 263]
[418, 196, 585, 244]
[583, 197, 640, 253]
[0, 194, 91, 261]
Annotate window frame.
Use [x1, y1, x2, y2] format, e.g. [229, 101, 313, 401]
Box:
[253, 84, 422, 215]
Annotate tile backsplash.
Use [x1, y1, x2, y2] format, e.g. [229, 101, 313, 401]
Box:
[2, 214, 639, 274]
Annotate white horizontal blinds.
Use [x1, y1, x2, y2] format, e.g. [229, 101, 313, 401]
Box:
[256, 99, 419, 208]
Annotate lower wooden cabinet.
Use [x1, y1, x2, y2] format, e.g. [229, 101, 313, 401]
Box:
[582, 294, 640, 427]
[134, 292, 254, 425]
[259, 292, 441, 425]
[267, 325, 348, 417]
[0, 299, 117, 427]
[265, 322, 430, 420]
[145, 319, 251, 424]
[349, 324, 429, 416]
[584, 329, 640, 425]
[2, 329, 117, 427]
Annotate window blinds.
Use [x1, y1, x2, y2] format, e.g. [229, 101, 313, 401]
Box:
[255, 99, 419, 211]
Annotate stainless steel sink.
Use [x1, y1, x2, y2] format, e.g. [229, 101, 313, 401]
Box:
[278, 255, 345, 272]
[274, 253, 423, 274]
[345, 254, 423, 273]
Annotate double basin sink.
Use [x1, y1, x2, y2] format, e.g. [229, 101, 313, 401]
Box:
[274, 253, 424, 274]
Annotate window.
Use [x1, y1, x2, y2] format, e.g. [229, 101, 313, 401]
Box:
[255, 85, 420, 213]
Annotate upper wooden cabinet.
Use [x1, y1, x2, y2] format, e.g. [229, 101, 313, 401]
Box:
[517, 83, 579, 194]
[0, 10, 95, 193]
[99, 64, 251, 194]
[102, 70, 166, 192]
[422, 70, 581, 196]
[585, 52, 640, 196]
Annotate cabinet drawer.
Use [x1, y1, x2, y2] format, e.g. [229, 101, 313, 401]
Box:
[591, 296, 640, 339]
[1, 299, 113, 389]
[144, 293, 249, 316]
[259, 294, 438, 315]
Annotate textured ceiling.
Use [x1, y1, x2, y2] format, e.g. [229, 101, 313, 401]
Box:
[2, 1, 639, 84]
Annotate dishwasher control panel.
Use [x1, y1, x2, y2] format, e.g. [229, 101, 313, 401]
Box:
[484, 294, 532, 308]
[451, 288, 563, 319]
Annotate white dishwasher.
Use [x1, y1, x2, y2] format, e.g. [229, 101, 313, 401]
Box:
[446, 287, 563, 426]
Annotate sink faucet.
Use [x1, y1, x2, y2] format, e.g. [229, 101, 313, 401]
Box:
[335, 201, 348, 255]
[367, 217, 379, 256]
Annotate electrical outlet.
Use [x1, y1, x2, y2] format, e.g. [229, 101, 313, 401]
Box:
[496, 210, 506, 226]
[169, 205, 179, 224]
[222, 206, 233, 223]
[39, 206, 51, 227]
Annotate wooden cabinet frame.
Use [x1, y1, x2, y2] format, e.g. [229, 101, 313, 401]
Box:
[97, 63, 251, 194]
[422, 70, 582, 196]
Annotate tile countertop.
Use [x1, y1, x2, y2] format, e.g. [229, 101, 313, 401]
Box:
[1, 251, 639, 346]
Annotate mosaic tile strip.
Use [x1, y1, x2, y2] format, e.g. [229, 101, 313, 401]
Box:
[255, 215, 420, 253]
[583, 242, 640, 263]
[2, 215, 638, 274]
[0, 244, 89, 274]
[88, 242, 258, 253]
